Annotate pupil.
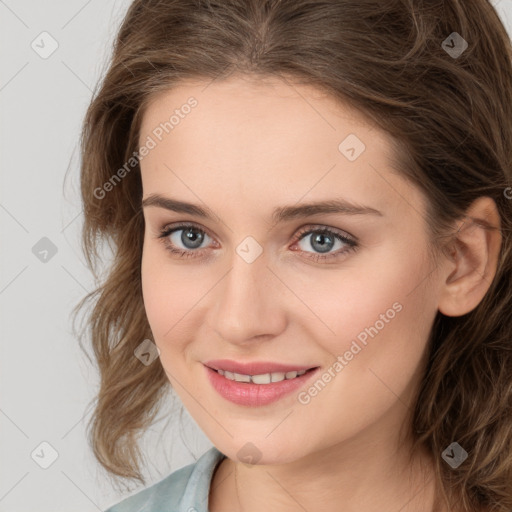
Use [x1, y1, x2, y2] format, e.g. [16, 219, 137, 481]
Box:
[312, 232, 333, 253]
[182, 228, 203, 249]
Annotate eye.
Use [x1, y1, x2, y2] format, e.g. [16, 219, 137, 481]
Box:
[156, 222, 358, 262]
[157, 222, 215, 258]
[290, 225, 358, 262]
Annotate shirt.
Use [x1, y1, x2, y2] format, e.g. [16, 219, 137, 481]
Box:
[103, 446, 227, 512]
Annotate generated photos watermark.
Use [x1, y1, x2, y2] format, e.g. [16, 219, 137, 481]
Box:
[93, 96, 198, 200]
[297, 301, 403, 405]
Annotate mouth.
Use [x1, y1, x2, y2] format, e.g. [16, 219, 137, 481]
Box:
[204, 359, 318, 377]
[203, 360, 321, 406]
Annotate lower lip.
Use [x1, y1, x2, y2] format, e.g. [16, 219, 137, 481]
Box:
[205, 365, 320, 406]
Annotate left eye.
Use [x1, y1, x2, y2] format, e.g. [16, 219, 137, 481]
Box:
[293, 227, 357, 258]
[157, 223, 358, 262]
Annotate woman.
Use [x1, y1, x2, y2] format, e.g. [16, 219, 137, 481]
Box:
[74, 1, 512, 511]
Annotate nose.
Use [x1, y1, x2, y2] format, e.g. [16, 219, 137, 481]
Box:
[210, 245, 287, 345]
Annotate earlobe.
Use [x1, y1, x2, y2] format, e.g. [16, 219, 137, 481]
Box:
[437, 197, 502, 317]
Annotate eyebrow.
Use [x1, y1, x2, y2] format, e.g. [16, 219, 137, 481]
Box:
[141, 194, 383, 223]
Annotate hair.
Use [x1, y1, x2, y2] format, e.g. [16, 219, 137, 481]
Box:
[73, 0, 512, 510]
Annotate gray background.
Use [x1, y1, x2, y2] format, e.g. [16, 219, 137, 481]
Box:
[1, 1, 511, 510]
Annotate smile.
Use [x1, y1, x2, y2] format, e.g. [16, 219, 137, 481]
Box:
[215, 368, 308, 384]
[204, 364, 320, 406]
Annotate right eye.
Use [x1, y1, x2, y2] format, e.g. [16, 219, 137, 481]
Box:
[157, 222, 215, 258]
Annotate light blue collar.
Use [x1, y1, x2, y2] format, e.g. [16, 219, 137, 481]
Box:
[177, 446, 226, 512]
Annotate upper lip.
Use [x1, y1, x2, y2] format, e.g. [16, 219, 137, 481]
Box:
[204, 359, 319, 375]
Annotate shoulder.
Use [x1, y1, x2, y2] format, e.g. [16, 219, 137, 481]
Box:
[103, 446, 226, 512]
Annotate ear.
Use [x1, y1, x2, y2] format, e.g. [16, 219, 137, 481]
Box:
[438, 196, 502, 317]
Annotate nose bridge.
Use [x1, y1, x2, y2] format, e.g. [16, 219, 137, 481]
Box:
[211, 241, 285, 343]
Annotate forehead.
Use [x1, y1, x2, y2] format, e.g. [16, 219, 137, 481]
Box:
[140, 75, 385, 147]
[138, 76, 424, 223]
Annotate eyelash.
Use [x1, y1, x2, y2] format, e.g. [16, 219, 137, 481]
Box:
[156, 222, 358, 263]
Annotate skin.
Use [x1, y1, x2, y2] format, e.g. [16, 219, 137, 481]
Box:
[138, 75, 502, 512]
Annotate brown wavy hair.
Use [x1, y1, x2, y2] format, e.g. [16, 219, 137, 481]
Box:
[73, 0, 512, 510]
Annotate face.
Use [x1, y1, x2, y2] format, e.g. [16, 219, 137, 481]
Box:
[139, 75, 444, 465]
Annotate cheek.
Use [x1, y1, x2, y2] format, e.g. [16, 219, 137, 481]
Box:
[141, 245, 195, 345]
[286, 244, 428, 341]
[281, 254, 436, 450]
[141, 242, 221, 370]
[287, 242, 435, 389]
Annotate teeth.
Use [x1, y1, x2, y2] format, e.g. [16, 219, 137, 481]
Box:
[217, 368, 309, 384]
[232, 372, 251, 382]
